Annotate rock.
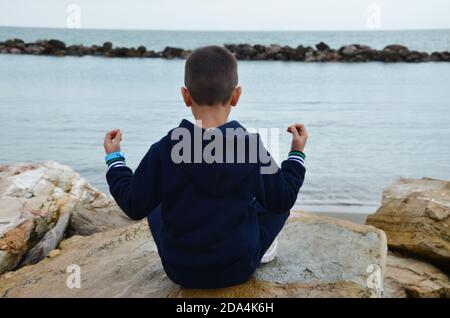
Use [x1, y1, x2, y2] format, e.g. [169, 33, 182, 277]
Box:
[137, 45, 147, 55]
[224, 44, 238, 53]
[340, 45, 359, 57]
[53, 50, 66, 57]
[273, 52, 288, 61]
[405, 51, 426, 63]
[66, 45, 87, 56]
[4, 38, 24, 47]
[48, 39, 66, 50]
[304, 51, 316, 62]
[8, 48, 22, 54]
[0, 162, 132, 274]
[278, 46, 294, 60]
[180, 50, 192, 59]
[440, 51, 450, 62]
[252, 53, 269, 61]
[383, 44, 408, 53]
[161, 47, 185, 59]
[431, 52, 443, 61]
[382, 45, 410, 61]
[325, 50, 342, 62]
[315, 42, 330, 51]
[253, 44, 265, 53]
[384, 252, 450, 298]
[125, 48, 140, 58]
[22, 211, 70, 265]
[339, 44, 372, 61]
[24, 44, 44, 55]
[383, 51, 402, 62]
[34, 39, 48, 47]
[90, 45, 101, 56]
[112, 47, 130, 57]
[366, 178, 450, 267]
[237, 44, 257, 58]
[0, 212, 387, 298]
[144, 50, 160, 58]
[0, 220, 34, 276]
[292, 45, 307, 61]
[265, 44, 282, 56]
[4, 39, 25, 52]
[102, 41, 113, 51]
[47, 249, 61, 258]
[349, 55, 370, 63]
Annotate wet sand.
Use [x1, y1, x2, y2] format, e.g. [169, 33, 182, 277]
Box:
[310, 212, 369, 225]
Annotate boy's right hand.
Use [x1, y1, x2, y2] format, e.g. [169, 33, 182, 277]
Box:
[104, 129, 122, 154]
[287, 124, 308, 152]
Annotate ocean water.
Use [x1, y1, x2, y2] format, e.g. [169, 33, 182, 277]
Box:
[2, 27, 450, 52]
[1, 27, 450, 213]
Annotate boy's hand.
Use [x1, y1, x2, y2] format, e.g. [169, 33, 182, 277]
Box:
[287, 124, 308, 152]
[104, 129, 122, 154]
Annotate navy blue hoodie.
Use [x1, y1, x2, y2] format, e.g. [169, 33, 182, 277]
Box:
[106, 119, 305, 288]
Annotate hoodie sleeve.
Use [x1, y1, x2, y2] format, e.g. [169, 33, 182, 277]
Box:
[255, 151, 306, 213]
[106, 144, 161, 220]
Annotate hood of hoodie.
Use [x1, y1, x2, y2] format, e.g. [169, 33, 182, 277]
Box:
[167, 119, 262, 197]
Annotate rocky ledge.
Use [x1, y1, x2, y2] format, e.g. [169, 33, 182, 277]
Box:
[0, 212, 387, 298]
[0, 162, 133, 275]
[1, 38, 449, 62]
[384, 251, 449, 298]
[0, 162, 449, 298]
[366, 177, 450, 269]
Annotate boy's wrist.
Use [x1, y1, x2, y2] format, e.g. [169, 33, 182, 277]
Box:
[287, 150, 305, 167]
[105, 151, 126, 168]
[291, 146, 305, 152]
[288, 150, 305, 158]
[105, 151, 125, 161]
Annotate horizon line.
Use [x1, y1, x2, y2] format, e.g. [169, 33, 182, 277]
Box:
[1, 25, 450, 33]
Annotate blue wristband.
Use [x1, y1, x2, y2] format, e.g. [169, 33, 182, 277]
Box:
[105, 151, 125, 164]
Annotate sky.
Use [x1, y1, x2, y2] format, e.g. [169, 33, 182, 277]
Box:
[0, 0, 449, 31]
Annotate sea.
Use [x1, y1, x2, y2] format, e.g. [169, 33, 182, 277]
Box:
[1, 26, 450, 214]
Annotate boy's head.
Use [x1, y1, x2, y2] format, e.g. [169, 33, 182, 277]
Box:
[182, 46, 241, 107]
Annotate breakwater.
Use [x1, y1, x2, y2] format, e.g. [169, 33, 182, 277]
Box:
[1, 38, 450, 62]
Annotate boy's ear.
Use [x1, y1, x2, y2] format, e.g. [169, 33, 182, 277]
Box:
[181, 87, 192, 107]
[230, 86, 242, 107]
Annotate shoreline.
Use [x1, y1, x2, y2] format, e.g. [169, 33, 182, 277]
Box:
[296, 204, 377, 224]
[309, 212, 369, 225]
[1, 38, 449, 62]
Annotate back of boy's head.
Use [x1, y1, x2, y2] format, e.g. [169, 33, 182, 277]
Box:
[185, 46, 238, 106]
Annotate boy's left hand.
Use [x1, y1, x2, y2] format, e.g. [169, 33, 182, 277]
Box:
[104, 129, 122, 154]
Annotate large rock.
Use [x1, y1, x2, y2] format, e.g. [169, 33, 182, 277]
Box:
[384, 252, 450, 298]
[0, 162, 132, 274]
[366, 178, 450, 267]
[339, 44, 371, 58]
[22, 211, 71, 266]
[161, 47, 186, 59]
[47, 39, 66, 50]
[0, 212, 387, 298]
[315, 42, 330, 51]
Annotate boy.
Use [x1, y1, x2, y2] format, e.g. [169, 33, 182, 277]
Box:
[104, 46, 308, 289]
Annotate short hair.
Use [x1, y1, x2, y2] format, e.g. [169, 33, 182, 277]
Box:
[185, 46, 238, 106]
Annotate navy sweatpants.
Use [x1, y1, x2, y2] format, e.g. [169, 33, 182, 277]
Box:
[147, 204, 289, 264]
